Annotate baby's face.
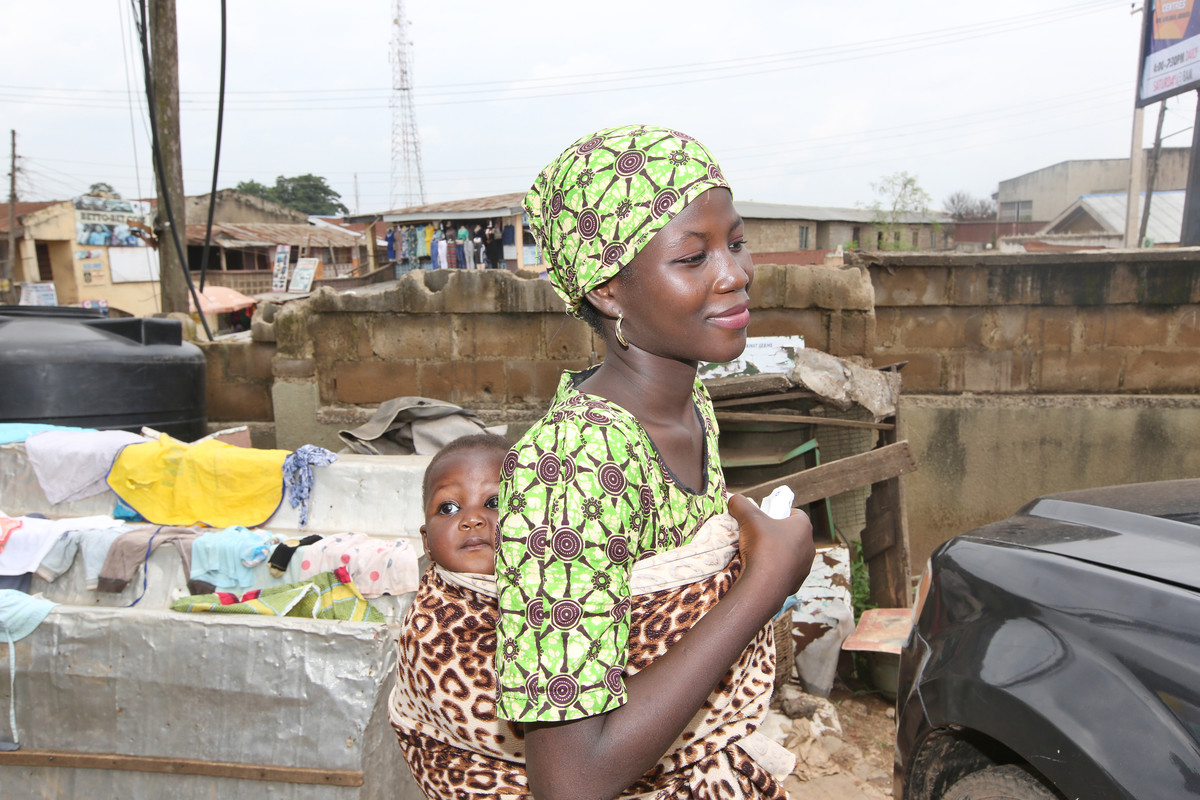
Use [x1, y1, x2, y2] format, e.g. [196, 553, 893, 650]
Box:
[421, 450, 502, 575]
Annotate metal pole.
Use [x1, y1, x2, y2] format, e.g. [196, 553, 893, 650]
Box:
[1180, 93, 1200, 247]
[5, 129, 15, 304]
[1139, 100, 1168, 248]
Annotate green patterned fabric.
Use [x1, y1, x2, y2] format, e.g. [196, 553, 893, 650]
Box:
[171, 567, 384, 623]
[496, 367, 727, 722]
[524, 124, 730, 316]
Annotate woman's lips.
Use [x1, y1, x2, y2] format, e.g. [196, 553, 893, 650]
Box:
[709, 304, 750, 329]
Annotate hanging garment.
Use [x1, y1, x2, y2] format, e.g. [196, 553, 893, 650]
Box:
[0, 515, 126, 578]
[95, 525, 200, 594]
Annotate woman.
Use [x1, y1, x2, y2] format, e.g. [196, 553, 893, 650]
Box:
[496, 125, 815, 799]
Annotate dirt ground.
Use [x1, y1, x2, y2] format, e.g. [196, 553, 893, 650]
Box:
[768, 674, 897, 799]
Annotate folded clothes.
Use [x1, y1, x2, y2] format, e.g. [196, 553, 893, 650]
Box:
[0, 423, 96, 446]
[25, 429, 147, 505]
[35, 527, 129, 589]
[0, 515, 127, 577]
[95, 526, 199, 594]
[170, 567, 384, 622]
[189, 526, 271, 591]
[106, 435, 290, 528]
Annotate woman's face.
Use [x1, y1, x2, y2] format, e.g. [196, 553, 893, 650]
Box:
[613, 187, 753, 365]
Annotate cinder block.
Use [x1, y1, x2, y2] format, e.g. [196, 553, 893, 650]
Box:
[419, 360, 506, 405]
[273, 358, 316, 379]
[746, 308, 824, 349]
[207, 382, 273, 422]
[1031, 307, 1075, 350]
[454, 314, 543, 359]
[874, 264, 948, 307]
[876, 351, 941, 392]
[310, 314, 360, 361]
[1123, 350, 1200, 392]
[542, 314, 595, 360]
[1174, 308, 1200, 348]
[1103, 308, 1172, 348]
[370, 314, 453, 360]
[1037, 350, 1120, 392]
[334, 360, 420, 404]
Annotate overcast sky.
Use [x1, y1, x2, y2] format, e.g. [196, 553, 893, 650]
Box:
[3, 0, 1191, 215]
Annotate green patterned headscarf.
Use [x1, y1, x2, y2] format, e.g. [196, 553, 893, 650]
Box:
[524, 124, 731, 316]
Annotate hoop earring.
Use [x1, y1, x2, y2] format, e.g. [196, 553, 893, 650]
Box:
[615, 313, 630, 348]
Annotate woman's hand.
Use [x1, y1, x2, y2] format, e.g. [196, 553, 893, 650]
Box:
[727, 493, 816, 598]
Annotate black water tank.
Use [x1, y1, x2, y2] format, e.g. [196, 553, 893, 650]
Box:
[0, 306, 206, 440]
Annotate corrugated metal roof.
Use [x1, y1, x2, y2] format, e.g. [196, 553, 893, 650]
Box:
[1043, 191, 1184, 244]
[358, 193, 949, 226]
[374, 192, 527, 223]
[184, 222, 362, 248]
[735, 200, 950, 225]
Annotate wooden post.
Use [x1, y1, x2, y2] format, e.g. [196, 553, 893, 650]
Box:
[150, 0, 188, 312]
[861, 416, 914, 609]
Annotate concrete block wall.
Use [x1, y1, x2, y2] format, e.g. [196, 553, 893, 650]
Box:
[863, 249, 1200, 394]
[259, 264, 873, 450]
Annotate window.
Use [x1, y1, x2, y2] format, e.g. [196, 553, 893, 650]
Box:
[852, 226, 861, 249]
[999, 200, 1033, 222]
[798, 224, 810, 250]
[36, 243, 53, 281]
[911, 231, 919, 248]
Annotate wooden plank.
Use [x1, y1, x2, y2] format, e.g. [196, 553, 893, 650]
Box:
[716, 411, 894, 431]
[733, 440, 917, 504]
[713, 389, 817, 408]
[702, 373, 793, 400]
[863, 425, 914, 609]
[0, 750, 364, 787]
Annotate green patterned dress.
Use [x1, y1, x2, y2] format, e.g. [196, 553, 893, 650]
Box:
[496, 366, 727, 723]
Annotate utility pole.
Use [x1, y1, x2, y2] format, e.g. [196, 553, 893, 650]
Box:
[5, 130, 15, 304]
[149, 0, 188, 312]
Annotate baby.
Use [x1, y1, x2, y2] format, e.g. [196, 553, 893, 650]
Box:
[389, 433, 529, 799]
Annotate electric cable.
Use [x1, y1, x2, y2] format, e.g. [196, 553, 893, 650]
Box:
[198, 0, 227, 293]
[133, 0, 213, 341]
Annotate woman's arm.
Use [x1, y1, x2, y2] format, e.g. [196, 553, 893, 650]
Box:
[523, 494, 814, 800]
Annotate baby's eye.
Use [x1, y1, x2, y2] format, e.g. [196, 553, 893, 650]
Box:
[485, 495, 499, 510]
[437, 501, 461, 515]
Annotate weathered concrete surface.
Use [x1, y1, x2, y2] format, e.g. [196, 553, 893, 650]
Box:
[900, 393, 1200, 567]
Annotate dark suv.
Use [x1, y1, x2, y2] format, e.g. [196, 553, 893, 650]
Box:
[894, 479, 1200, 800]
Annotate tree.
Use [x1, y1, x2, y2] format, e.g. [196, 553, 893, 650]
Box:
[867, 171, 936, 251]
[235, 174, 348, 216]
[943, 191, 996, 221]
[88, 181, 119, 198]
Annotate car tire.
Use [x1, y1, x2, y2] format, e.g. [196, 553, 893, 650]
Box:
[942, 764, 1061, 800]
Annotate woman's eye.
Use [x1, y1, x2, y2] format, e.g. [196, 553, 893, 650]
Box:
[677, 252, 706, 265]
[438, 501, 460, 515]
[485, 496, 499, 510]
[730, 239, 747, 252]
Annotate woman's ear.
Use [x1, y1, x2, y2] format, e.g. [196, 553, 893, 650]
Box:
[584, 280, 621, 319]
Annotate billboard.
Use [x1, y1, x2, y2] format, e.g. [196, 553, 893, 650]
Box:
[73, 196, 152, 247]
[1139, 0, 1200, 106]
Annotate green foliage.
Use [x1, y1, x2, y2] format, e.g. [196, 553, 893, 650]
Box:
[235, 174, 348, 216]
[87, 181, 119, 198]
[867, 171, 936, 251]
[850, 547, 876, 620]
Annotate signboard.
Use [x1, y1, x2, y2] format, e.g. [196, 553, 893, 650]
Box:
[19, 282, 58, 306]
[73, 196, 151, 247]
[288, 257, 319, 293]
[81, 298, 109, 312]
[271, 244, 291, 292]
[1138, 0, 1200, 106]
[109, 247, 160, 283]
[699, 335, 807, 379]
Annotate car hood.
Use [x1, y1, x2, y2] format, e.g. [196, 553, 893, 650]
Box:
[959, 478, 1200, 592]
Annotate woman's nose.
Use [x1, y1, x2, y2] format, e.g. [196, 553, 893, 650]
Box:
[715, 253, 752, 292]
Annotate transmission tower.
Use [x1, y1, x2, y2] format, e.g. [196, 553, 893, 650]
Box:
[389, 1, 425, 209]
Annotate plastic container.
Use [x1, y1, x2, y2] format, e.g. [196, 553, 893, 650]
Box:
[0, 306, 206, 440]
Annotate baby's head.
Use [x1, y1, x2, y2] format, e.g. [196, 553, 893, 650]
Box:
[420, 433, 511, 575]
